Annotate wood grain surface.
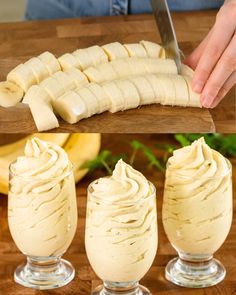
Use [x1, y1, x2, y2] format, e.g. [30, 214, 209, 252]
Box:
[0, 134, 235, 295]
[0, 12, 235, 133]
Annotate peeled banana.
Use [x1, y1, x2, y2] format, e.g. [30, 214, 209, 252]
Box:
[0, 81, 24, 107]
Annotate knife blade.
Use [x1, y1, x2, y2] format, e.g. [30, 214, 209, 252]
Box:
[151, 0, 182, 73]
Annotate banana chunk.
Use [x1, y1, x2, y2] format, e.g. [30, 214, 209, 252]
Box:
[111, 59, 133, 78]
[38, 51, 61, 75]
[144, 58, 178, 75]
[25, 57, 49, 83]
[0, 81, 24, 107]
[115, 79, 140, 110]
[171, 75, 189, 107]
[128, 76, 155, 105]
[39, 76, 65, 102]
[7, 64, 37, 92]
[184, 76, 202, 108]
[75, 87, 99, 117]
[65, 68, 88, 88]
[53, 91, 87, 124]
[28, 96, 59, 132]
[140, 40, 164, 58]
[87, 83, 111, 113]
[58, 53, 82, 71]
[84, 63, 117, 83]
[145, 75, 165, 104]
[23, 85, 50, 104]
[124, 43, 148, 58]
[102, 42, 129, 60]
[53, 71, 76, 92]
[86, 45, 108, 66]
[181, 64, 195, 79]
[125, 57, 148, 75]
[102, 81, 125, 113]
[83, 67, 102, 83]
[156, 75, 176, 105]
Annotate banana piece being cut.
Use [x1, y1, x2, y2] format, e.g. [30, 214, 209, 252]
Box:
[53, 91, 87, 124]
[58, 53, 82, 71]
[23, 85, 50, 104]
[184, 76, 202, 108]
[124, 43, 148, 58]
[145, 75, 165, 104]
[180, 64, 195, 79]
[171, 75, 189, 107]
[75, 87, 99, 117]
[65, 68, 88, 88]
[140, 40, 164, 58]
[38, 51, 61, 75]
[115, 79, 140, 110]
[102, 81, 125, 113]
[0, 81, 24, 107]
[87, 83, 111, 113]
[25, 57, 49, 83]
[102, 42, 129, 60]
[128, 76, 155, 105]
[7, 64, 37, 92]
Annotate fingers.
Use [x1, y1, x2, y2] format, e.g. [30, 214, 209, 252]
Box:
[201, 32, 236, 107]
[210, 70, 236, 108]
[192, 7, 236, 94]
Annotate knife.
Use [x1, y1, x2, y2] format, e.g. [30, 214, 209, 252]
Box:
[151, 0, 182, 73]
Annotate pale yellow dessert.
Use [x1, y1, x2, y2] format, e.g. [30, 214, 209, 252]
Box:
[85, 159, 157, 282]
[163, 137, 232, 255]
[8, 137, 77, 257]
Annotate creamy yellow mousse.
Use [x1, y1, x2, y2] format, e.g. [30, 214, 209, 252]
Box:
[8, 137, 77, 257]
[163, 137, 232, 255]
[85, 159, 157, 282]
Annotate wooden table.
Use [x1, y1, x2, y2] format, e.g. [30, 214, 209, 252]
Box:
[0, 134, 235, 295]
[0, 12, 235, 133]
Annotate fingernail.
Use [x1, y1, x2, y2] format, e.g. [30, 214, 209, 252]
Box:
[192, 82, 203, 93]
[201, 94, 215, 108]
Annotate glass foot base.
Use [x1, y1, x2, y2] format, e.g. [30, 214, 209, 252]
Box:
[92, 283, 151, 295]
[165, 257, 226, 288]
[14, 257, 75, 290]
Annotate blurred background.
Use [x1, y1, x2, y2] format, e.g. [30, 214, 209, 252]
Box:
[0, 0, 26, 22]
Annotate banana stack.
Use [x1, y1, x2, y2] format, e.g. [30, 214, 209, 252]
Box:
[0, 40, 201, 132]
[0, 133, 101, 195]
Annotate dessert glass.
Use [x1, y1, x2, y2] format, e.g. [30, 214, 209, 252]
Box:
[163, 159, 232, 288]
[8, 163, 78, 290]
[85, 180, 157, 295]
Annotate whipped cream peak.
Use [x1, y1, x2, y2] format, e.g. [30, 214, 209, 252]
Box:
[24, 137, 48, 158]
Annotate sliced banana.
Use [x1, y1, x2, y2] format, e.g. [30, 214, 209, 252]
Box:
[184, 76, 202, 108]
[102, 42, 129, 60]
[25, 57, 49, 83]
[0, 81, 24, 107]
[7, 64, 37, 92]
[145, 75, 165, 104]
[128, 76, 155, 105]
[125, 57, 148, 76]
[23, 85, 50, 104]
[38, 51, 61, 75]
[144, 58, 178, 75]
[73, 49, 90, 71]
[53, 71, 76, 92]
[171, 75, 189, 107]
[140, 40, 164, 58]
[83, 66, 102, 83]
[102, 81, 125, 113]
[87, 83, 111, 113]
[111, 59, 133, 78]
[97, 63, 118, 82]
[39, 76, 65, 102]
[180, 64, 195, 79]
[86, 45, 108, 67]
[75, 87, 99, 117]
[58, 53, 82, 71]
[65, 68, 88, 88]
[53, 91, 87, 124]
[115, 79, 140, 110]
[124, 43, 147, 58]
[156, 75, 176, 105]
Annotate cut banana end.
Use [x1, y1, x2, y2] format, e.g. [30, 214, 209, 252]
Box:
[102, 42, 129, 60]
[75, 87, 99, 118]
[0, 81, 24, 107]
[87, 83, 111, 113]
[38, 51, 61, 75]
[140, 40, 164, 58]
[58, 53, 82, 71]
[102, 81, 125, 113]
[115, 79, 140, 110]
[25, 57, 49, 83]
[53, 91, 87, 124]
[29, 98, 59, 132]
[124, 43, 148, 58]
[184, 76, 202, 108]
[23, 85, 50, 104]
[128, 76, 155, 105]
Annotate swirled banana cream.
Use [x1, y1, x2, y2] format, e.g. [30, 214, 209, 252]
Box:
[8, 137, 77, 257]
[163, 137, 232, 255]
[85, 159, 157, 282]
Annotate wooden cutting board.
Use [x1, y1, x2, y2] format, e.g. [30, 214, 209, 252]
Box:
[0, 11, 234, 133]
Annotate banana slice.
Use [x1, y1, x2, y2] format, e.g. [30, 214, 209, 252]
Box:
[128, 76, 155, 105]
[102, 42, 129, 60]
[65, 68, 88, 88]
[102, 81, 125, 113]
[75, 87, 99, 117]
[86, 45, 108, 67]
[53, 71, 76, 92]
[29, 97, 59, 132]
[115, 79, 140, 110]
[87, 83, 111, 113]
[111, 59, 133, 78]
[7, 64, 37, 92]
[38, 51, 61, 75]
[181, 64, 195, 79]
[171, 75, 189, 107]
[83, 66, 102, 83]
[39, 76, 65, 102]
[124, 43, 147, 58]
[23, 85, 50, 104]
[0, 81, 24, 107]
[140, 40, 164, 58]
[53, 91, 87, 124]
[58, 53, 82, 71]
[145, 58, 178, 75]
[125, 57, 148, 76]
[25, 57, 49, 84]
[184, 76, 202, 108]
[145, 75, 165, 104]
[97, 63, 118, 82]
[73, 49, 90, 71]
[156, 75, 176, 106]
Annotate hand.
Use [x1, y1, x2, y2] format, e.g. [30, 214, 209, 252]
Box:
[184, 0, 236, 108]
